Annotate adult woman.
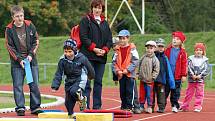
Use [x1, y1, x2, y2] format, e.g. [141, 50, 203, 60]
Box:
[79, 0, 112, 109]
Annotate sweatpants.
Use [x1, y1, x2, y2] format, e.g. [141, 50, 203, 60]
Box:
[180, 82, 204, 110]
[152, 82, 165, 110]
[65, 81, 81, 115]
[119, 75, 135, 110]
[165, 80, 182, 109]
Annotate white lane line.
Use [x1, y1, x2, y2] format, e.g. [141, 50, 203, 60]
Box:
[133, 113, 173, 121]
[102, 97, 121, 110]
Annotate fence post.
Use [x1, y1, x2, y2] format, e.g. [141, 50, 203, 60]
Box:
[44, 64, 47, 81]
[210, 64, 213, 81]
[108, 63, 112, 81]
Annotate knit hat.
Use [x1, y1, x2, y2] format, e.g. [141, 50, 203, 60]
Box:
[117, 29, 130, 37]
[63, 39, 78, 55]
[172, 31, 186, 42]
[155, 38, 165, 46]
[145, 40, 157, 47]
[194, 43, 206, 55]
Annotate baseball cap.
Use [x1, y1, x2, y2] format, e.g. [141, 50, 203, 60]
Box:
[145, 40, 156, 47]
[117, 30, 130, 37]
[155, 38, 165, 46]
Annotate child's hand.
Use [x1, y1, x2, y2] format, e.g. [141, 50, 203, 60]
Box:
[192, 75, 197, 80]
[20, 60, 25, 69]
[196, 75, 201, 79]
[181, 76, 187, 83]
[122, 69, 128, 74]
[51, 89, 57, 93]
[117, 71, 123, 80]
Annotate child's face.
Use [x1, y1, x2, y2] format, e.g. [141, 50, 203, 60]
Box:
[12, 11, 24, 26]
[119, 36, 129, 46]
[195, 48, 204, 57]
[172, 37, 182, 47]
[156, 45, 165, 52]
[92, 4, 103, 16]
[64, 48, 74, 59]
[146, 45, 155, 55]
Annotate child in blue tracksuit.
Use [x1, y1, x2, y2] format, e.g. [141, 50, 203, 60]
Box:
[51, 39, 95, 117]
[152, 38, 175, 113]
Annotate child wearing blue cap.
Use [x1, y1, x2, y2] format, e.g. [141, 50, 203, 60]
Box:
[112, 30, 141, 114]
[51, 39, 95, 117]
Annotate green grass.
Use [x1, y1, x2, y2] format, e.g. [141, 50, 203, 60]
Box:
[0, 32, 215, 88]
[0, 93, 56, 108]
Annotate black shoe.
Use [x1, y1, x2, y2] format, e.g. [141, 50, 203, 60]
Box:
[157, 109, 165, 113]
[16, 109, 25, 116]
[31, 108, 43, 115]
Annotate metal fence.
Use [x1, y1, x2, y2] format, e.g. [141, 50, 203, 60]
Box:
[0, 62, 214, 82]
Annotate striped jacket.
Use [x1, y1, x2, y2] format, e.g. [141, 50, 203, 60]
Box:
[5, 20, 39, 67]
[188, 55, 210, 83]
[112, 43, 139, 78]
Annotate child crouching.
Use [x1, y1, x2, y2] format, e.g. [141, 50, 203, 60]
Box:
[51, 39, 95, 117]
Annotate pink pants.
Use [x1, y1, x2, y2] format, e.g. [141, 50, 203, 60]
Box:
[181, 82, 204, 110]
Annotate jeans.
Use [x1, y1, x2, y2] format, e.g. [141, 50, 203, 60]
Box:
[83, 61, 105, 109]
[11, 66, 41, 111]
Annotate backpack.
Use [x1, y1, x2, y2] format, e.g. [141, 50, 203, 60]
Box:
[70, 15, 90, 49]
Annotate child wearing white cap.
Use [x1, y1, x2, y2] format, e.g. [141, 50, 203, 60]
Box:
[138, 40, 160, 113]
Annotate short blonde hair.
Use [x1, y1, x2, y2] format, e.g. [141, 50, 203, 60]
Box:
[10, 5, 24, 16]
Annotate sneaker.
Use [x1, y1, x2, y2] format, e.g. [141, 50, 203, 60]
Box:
[79, 96, 87, 111]
[16, 108, 25, 116]
[139, 107, 145, 113]
[172, 107, 178, 113]
[157, 109, 165, 113]
[68, 114, 76, 119]
[133, 108, 142, 114]
[146, 107, 152, 114]
[178, 107, 189, 112]
[194, 108, 202, 112]
[31, 108, 43, 115]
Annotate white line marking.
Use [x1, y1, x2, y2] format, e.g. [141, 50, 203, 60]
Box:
[102, 97, 121, 110]
[133, 113, 173, 121]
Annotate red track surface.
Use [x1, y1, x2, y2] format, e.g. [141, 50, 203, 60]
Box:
[0, 85, 215, 121]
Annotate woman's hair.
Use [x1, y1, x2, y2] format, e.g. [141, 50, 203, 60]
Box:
[10, 5, 24, 16]
[91, 0, 105, 13]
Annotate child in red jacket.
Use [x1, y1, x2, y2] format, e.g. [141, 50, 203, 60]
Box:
[164, 31, 188, 113]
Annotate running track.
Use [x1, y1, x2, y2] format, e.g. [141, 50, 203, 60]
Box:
[0, 85, 215, 121]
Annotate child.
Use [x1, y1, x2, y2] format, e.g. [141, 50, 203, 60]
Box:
[51, 39, 95, 117]
[152, 38, 175, 113]
[180, 43, 209, 112]
[138, 40, 160, 113]
[112, 30, 141, 113]
[164, 31, 188, 113]
[5, 5, 42, 116]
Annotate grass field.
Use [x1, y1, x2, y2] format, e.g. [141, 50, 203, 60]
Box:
[0, 93, 56, 108]
[0, 32, 215, 88]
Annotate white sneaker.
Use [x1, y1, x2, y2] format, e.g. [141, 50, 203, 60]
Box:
[194, 108, 202, 112]
[146, 108, 152, 114]
[172, 107, 178, 113]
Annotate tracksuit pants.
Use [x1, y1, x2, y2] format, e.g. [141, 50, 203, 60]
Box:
[119, 75, 135, 110]
[180, 82, 204, 110]
[65, 81, 81, 115]
[165, 80, 182, 109]
[152, 82, 165, 110]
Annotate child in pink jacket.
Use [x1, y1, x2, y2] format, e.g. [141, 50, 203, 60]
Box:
[180, 43, 209, 112]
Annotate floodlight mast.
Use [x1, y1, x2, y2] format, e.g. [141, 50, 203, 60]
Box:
[106, 0, 145, 34]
